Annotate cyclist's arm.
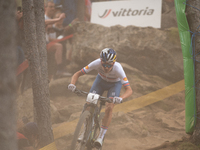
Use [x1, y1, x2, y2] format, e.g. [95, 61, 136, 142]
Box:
[120, 85, 133, 99]
[71, 59, 100, 85]
[71, 70, 84, 85]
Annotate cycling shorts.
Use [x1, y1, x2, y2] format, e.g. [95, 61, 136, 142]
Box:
[90, 74, 122, 98]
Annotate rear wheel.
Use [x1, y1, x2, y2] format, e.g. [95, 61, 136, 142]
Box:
[70, 110, 92, 150]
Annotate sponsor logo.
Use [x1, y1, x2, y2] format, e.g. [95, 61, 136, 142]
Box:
[85, 66, 89, 69]
[99, 7, 154, 18]
[99, 9, 112, 18]
[123, 77, 128, 81]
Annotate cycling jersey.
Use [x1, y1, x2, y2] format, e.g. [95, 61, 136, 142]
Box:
[81, 58, 130, 87]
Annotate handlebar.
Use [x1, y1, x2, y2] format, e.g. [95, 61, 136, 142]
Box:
[74, 88, 113, 103]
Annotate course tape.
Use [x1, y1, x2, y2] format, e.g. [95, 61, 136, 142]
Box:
[53, 118, 78, 140]
[39, 142, 57, 150]
[112, 80, 185, 113]
[53, 80, 185, 139]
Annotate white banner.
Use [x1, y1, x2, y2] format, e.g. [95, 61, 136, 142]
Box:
[91, 0, 162, 28]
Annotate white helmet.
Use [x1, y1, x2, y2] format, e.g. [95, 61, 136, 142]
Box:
[100, 48, 117, 63]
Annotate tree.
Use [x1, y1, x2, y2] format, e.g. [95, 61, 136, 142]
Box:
[0, 0, 18, 150]
[186, 0, 200, 144]
[22, 0, 54, 147]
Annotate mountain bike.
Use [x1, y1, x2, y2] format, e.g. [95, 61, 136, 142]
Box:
[70, 88, 113, 150]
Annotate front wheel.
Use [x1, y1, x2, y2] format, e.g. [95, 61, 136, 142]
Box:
[70, 110, 92, 150]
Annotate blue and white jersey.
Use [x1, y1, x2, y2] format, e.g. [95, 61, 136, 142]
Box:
[81, 58, 130, 87]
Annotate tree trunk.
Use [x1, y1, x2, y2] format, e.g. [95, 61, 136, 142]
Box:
[76, 0, 85, 21]
[33, 0, 54, 147]
[186, 0, 200, 144]
[0, 0, 17, 150]
[22, 0, 54, 148]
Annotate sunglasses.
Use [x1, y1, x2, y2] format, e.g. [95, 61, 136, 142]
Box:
[102, 63, 113, 68]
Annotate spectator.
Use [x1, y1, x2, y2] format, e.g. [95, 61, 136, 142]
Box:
[54, 0, 82, 68]
[45, 1, 72, 79]
[53, 0, 78, 27]
[52, 12, 65, 38]
[54, 0, 91, 22]
[53, 12, 78, 65]
[63, 18, 78, 65]
[44, 1, 65, 26]
[17, 122, 39, 150]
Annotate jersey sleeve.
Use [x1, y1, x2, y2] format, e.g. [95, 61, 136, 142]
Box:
[81, 59, 100, 74]
[117, 64, 130, 87]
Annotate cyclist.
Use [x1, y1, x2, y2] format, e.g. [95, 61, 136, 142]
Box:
[68, 48, 132, 148]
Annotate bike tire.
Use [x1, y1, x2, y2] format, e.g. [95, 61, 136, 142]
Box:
[70, 110, 91, 150]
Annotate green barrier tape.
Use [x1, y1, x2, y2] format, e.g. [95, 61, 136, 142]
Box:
[174, 0, 196, 133]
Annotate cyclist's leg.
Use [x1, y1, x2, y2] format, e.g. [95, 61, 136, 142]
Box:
[107, 81, 122, 97]
[101, 81, 122, 127]
[95, 81, 122, 147]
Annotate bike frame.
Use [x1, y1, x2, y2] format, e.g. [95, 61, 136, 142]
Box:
[73, 89, 112, 149]
[81, 101, 104, 148]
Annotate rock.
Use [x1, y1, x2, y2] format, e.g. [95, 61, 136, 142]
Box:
[58, 104, 83, 122]
[71, 21, 183, 82]
[68, 112, 82, 122]
[50, 101, 61, 123]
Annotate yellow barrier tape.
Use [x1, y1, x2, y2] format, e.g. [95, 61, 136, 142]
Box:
[53, 119, 78, 139]
[113, 79, 185, 113]
[39, 142, 57, 150]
